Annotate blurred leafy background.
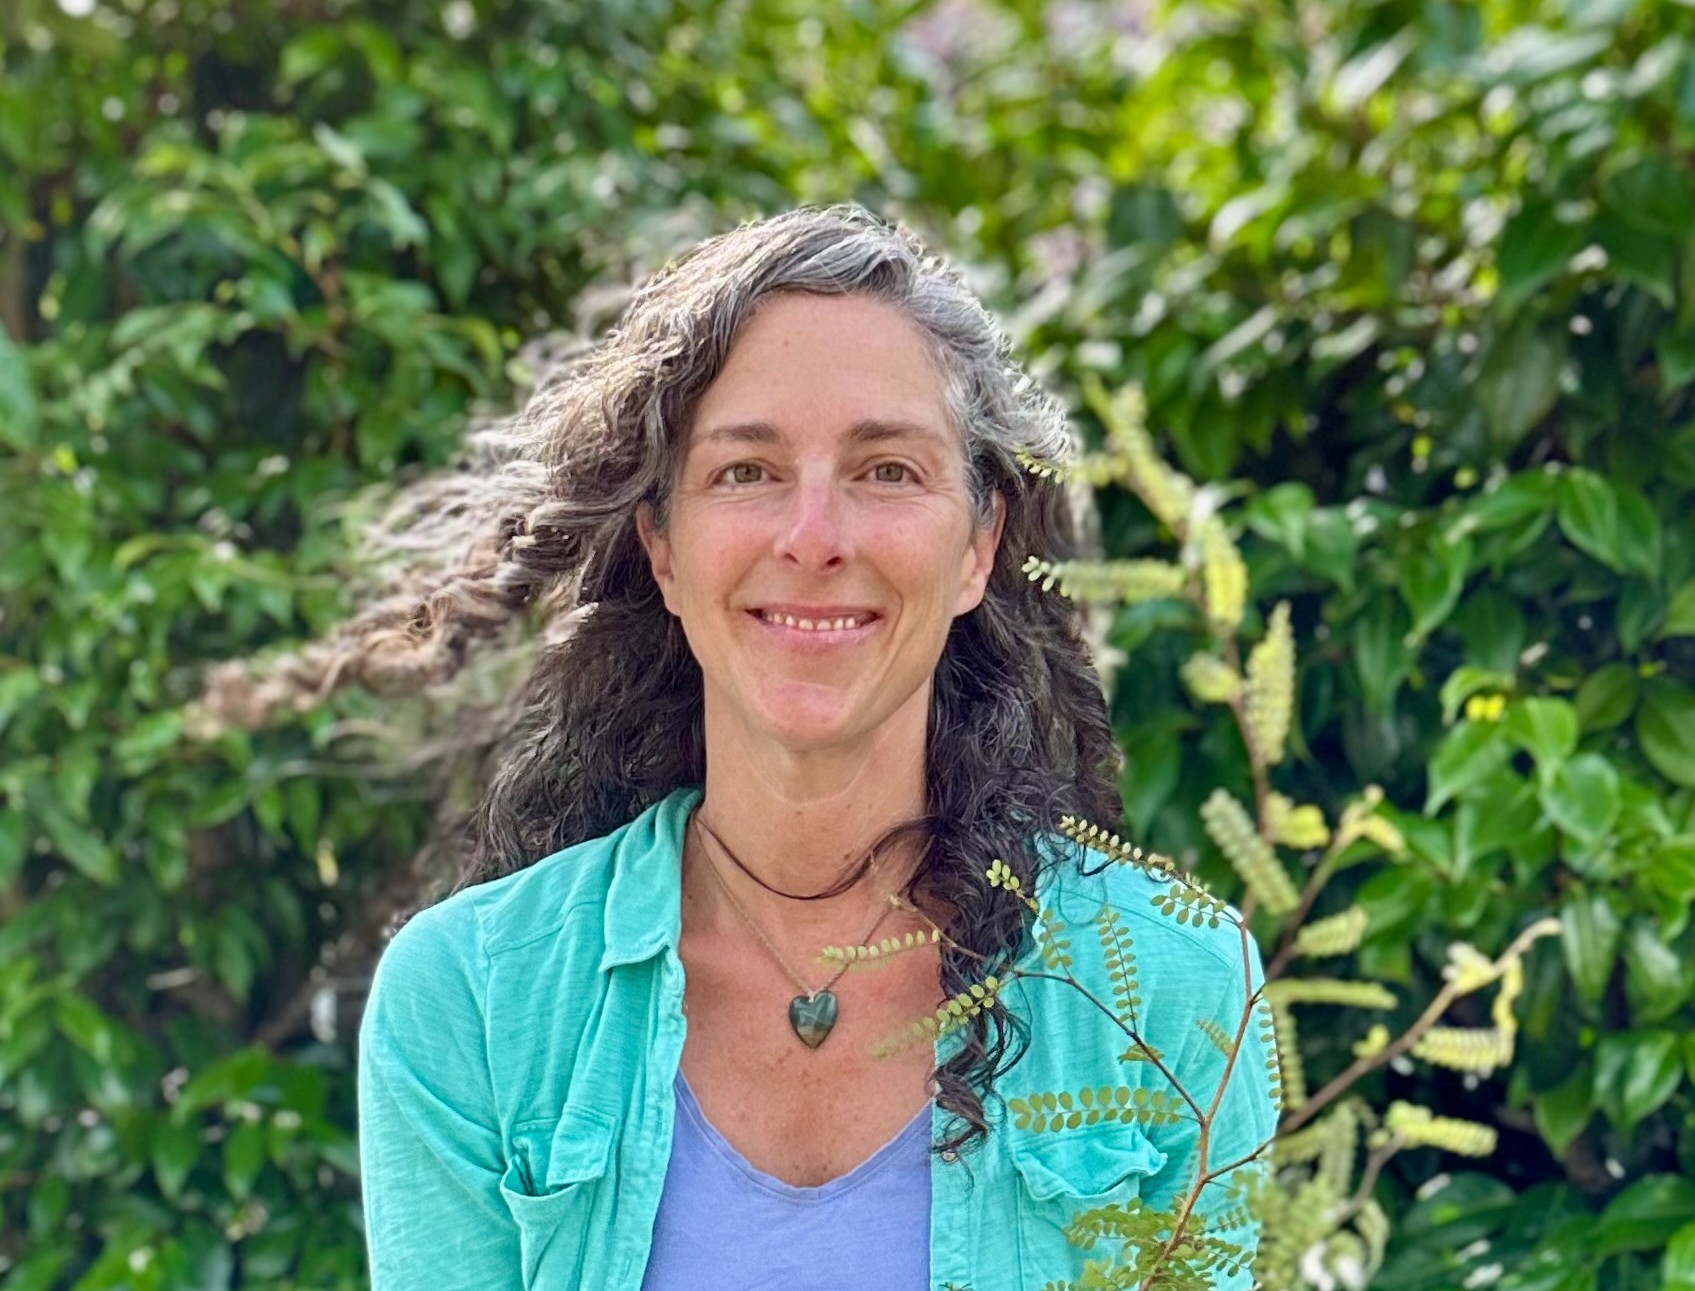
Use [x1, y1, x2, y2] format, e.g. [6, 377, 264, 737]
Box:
[3, 0, 1695, 1286]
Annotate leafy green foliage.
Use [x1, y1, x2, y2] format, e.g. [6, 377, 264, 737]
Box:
[5, 0, 1694, 1284]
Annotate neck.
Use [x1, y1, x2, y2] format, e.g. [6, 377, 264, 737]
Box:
[686, 690, 932, 942]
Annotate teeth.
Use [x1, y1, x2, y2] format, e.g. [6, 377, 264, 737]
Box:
[759, 611, 871, 631]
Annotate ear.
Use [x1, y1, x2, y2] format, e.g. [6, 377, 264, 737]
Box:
[953, 490, 1006, 617]
[635, 502, 679, 615]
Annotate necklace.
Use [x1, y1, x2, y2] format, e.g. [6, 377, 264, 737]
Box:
[691, 816, 896, 1049]
[693, 811, 873, 901]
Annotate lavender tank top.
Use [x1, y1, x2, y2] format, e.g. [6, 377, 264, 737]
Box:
[640, 1073, 931, 1289]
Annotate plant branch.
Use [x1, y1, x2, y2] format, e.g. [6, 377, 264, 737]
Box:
[1148, 920, 1265, 1275]
[1280, 917, 1560, 1134]
[1331, 1134, 1403, 1227]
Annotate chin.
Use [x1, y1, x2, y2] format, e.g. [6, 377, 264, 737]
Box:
[749, 693, 871, 749]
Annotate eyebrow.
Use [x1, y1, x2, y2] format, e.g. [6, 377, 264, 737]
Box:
[691, 418, 951, 451]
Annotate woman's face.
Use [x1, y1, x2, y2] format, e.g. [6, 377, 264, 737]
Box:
[637, 292, 1005, 756]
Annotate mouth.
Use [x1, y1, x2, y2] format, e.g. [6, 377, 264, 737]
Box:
[751, 608, 881, 631]
[746, 607, 883, 647]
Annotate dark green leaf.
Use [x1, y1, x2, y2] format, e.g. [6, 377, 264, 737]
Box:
[1660, 579, 1695, 639]
[1464, 470, 1557, 533]
[35, 801, 116, 886]
[1638, 680, 1695, 786]
[223, 1120, 267, 1202]
[152, 1118, 202, 1201]
[1533, 1062, 1593, 1157]
[1558, 468, 1625, 571]
[1426, 721, 1513, 814]
[1562, 887, 1622, 1009]
[1505, 697, 1579, 772]
[0, 330, 39, 451]
[1541, 753, 1620, 844]
[1595, 1031, 1683, 1137]
[1624, 923, 1692, 1024]
[1496, 200, 1587, 314]
[1353, 598, 1413, 714]
[1575, 663, 1638, 731]
[1302, 508, 1359, 590]
[1595, 1174, 1695, 1256]
[1479, 328, 1565, 451]
[1402, 537, 1474, 644]
[1604, 155, 1695, 239]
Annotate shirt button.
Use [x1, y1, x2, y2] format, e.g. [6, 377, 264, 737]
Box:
[940, 1148, 959, 1163]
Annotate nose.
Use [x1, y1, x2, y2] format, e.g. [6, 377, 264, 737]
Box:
[773, 470, 854, 570]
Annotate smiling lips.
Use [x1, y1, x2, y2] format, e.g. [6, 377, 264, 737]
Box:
[749, 607, 882, 640]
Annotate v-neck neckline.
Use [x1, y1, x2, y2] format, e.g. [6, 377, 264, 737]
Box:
[673, 1072, 931, 1202]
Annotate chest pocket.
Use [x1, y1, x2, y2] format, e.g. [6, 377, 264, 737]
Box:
[1010, 1116, 1168, 1283]
[500, 1104, 617, 1288]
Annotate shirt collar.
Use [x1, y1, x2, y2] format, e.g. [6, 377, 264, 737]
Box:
[599, 783, 703, 972]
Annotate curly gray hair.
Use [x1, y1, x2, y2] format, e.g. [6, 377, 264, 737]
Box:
[198, 204, 1124, 1152]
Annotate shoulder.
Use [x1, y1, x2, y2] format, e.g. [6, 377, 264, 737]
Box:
[379, 794, 672, 976]
[1035, 830, 1253, 986]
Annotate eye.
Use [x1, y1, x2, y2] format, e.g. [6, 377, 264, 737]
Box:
[871, 461, 917, 484]
[715, 462, 765, 485]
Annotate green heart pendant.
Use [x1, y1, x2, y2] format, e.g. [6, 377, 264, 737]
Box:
[788, 991, 839, 1049]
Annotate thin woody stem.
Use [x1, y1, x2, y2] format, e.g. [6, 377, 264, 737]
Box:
[1281, 917, 1560, 1135]
[1005, 968, 1207, 1125]
[1264, 843, 1345, 982]
[1146, 920, 1263, 1278]
[1333, 1134, 1403, 1227]
[891, 893, 1210, 1125]
[1222, 635, 1268, 927]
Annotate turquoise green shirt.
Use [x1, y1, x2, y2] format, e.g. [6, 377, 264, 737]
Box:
[358, 786, 1275, 1290]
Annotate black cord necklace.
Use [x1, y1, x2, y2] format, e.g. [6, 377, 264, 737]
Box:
[691, 811, 875, 901]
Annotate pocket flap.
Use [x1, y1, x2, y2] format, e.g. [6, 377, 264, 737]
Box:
[510, 1103, 617, 1196]
[1010, 1116, 1167, 1203]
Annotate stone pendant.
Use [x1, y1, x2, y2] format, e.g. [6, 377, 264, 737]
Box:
[788, 991, 838, 1049]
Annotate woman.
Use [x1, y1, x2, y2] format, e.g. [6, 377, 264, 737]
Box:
[349, 206, 1275, 1290]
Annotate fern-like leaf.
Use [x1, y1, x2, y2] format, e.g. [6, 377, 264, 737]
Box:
[1081, 377, 1194, 528]
[872, 975, 1002, 1058]
[1034, 905, 1073, 972]
[1265, 996, 1305, 1110]
[1057, 815, 1238, 928]
[1194, 1016, 1234, 1058]
[1007, 1085, 1185, 1133]
[818, 926, 942, 969]
[1013, 443, 1126, 488]
[1334, 786, 1407, 857]
[1095, 907, 1141, 1027]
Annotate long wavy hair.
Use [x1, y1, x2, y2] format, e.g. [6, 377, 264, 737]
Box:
[198, 205, 1124, 1153]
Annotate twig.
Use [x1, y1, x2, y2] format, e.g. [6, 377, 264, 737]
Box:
[1331, 1134, 1402, 1227]
[1280, 917, 1560, 1135]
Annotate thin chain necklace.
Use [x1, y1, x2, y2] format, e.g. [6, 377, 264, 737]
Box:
[691, 815, 896, 1049]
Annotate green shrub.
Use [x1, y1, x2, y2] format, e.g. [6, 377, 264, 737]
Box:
[3, 0, 1692, 1286]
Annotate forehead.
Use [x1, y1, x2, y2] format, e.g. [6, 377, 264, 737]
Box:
[684, 293, 959, 454]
